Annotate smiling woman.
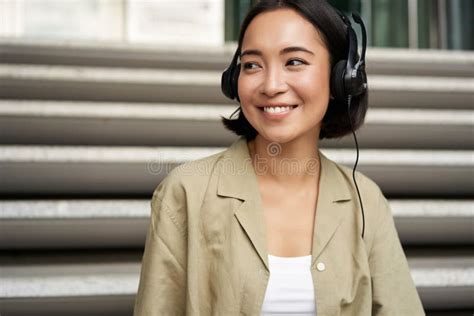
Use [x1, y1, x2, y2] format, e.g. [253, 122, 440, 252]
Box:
[133, 1, 425, 315]
[237, 8, 332, 145]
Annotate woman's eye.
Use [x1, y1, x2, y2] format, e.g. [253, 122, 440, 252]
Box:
[287, 59, 306, 66]
[243, 62, 259, 70]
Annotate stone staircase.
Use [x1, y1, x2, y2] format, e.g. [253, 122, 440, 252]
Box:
[0, 39, 473, 316]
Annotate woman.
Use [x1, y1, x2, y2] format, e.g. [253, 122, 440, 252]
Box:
[134, 0, 425, 315]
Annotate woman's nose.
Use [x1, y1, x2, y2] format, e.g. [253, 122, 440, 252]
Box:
[260, 67, 288, 97]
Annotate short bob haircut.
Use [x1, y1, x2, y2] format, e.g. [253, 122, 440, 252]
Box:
[221, 0, 368, 141]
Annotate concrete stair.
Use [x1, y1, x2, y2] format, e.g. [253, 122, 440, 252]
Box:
[0, 101, 472, 149]
[1, 252, 471, 315]
[1, 64, 473, 107]
[0, 146, 473, 196]
[1, 200, 472, 248]
[1, 39, 473, 77]
[0, 39, 473, 315]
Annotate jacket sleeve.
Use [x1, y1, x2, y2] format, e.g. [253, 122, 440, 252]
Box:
[134, 174, 188, 316]
[369, 189, 425, 316]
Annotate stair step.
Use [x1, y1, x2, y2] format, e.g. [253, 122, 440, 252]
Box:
[389, 200, 473, 245]
[0, 100, 472, 149]
[0, 200, 149, 249]
[409, 256, 474, 309]
[0, 200, 471, 249]
[0, 146, 472, 196]
[1, 64, 473, 108]
[1, 39, 473, 77]
[0, 253, 471, 314]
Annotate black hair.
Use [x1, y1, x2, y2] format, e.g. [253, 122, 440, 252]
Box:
[221, 0, 368, 141]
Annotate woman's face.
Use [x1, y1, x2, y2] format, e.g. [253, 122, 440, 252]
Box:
[238, 8, 331, 144]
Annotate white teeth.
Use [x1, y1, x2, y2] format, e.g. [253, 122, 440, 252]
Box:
[263, 106, 291, 113]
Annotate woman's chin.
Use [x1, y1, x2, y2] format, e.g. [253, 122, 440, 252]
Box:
[258, 131, 296, 145]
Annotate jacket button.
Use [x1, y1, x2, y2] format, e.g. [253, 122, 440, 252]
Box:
[316, 262, 326, 272]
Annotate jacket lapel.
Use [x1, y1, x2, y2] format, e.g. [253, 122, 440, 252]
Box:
[233, 199, 269, 271]
[217, 136, 270, 271]
[217, 136, 353, 272]
[310, 151, 352, 268]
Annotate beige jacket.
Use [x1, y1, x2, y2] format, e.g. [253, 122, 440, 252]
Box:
[134, 136, 425, 315]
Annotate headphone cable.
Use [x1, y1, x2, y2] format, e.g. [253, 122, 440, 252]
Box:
[347, 95, 366, 239]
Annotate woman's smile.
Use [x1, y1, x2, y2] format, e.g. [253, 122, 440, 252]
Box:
[258, 104, 300, 120]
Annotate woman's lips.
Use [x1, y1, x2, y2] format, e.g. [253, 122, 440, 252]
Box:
[258, 105, 299, 119]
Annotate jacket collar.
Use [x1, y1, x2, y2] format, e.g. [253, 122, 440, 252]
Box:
[217, 136, 353, 271]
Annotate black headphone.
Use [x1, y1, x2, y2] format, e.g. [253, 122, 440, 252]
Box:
[330, 11, 367, 105]
[221, 10, 368, 239]
[221, 46, 241, 102]
[221, 11, 367, 105]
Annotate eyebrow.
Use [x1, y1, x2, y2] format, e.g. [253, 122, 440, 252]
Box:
[240, 46, 315, 58]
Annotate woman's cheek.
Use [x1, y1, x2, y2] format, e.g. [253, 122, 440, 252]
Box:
[239, 75, 259, 105]
[238, 75, 251, 102]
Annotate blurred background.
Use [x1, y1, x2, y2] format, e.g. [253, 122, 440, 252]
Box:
[1, 0, 473, 48]
[0, 0, 473, 315]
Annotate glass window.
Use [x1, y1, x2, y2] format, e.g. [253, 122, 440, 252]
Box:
[371, 0, 409, 47]
[446, 0, 472, 50]
[224, 0, 258, 41]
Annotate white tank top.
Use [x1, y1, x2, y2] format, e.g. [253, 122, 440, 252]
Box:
[261, 254, 316, 315]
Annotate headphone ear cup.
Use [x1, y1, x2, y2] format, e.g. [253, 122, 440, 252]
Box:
[232, 64, 241, 102]
[330, 60, 348, 104]
[221, 63, 241, 101]
[221, 66, 234, 100]
[353, 68, 368, 96]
